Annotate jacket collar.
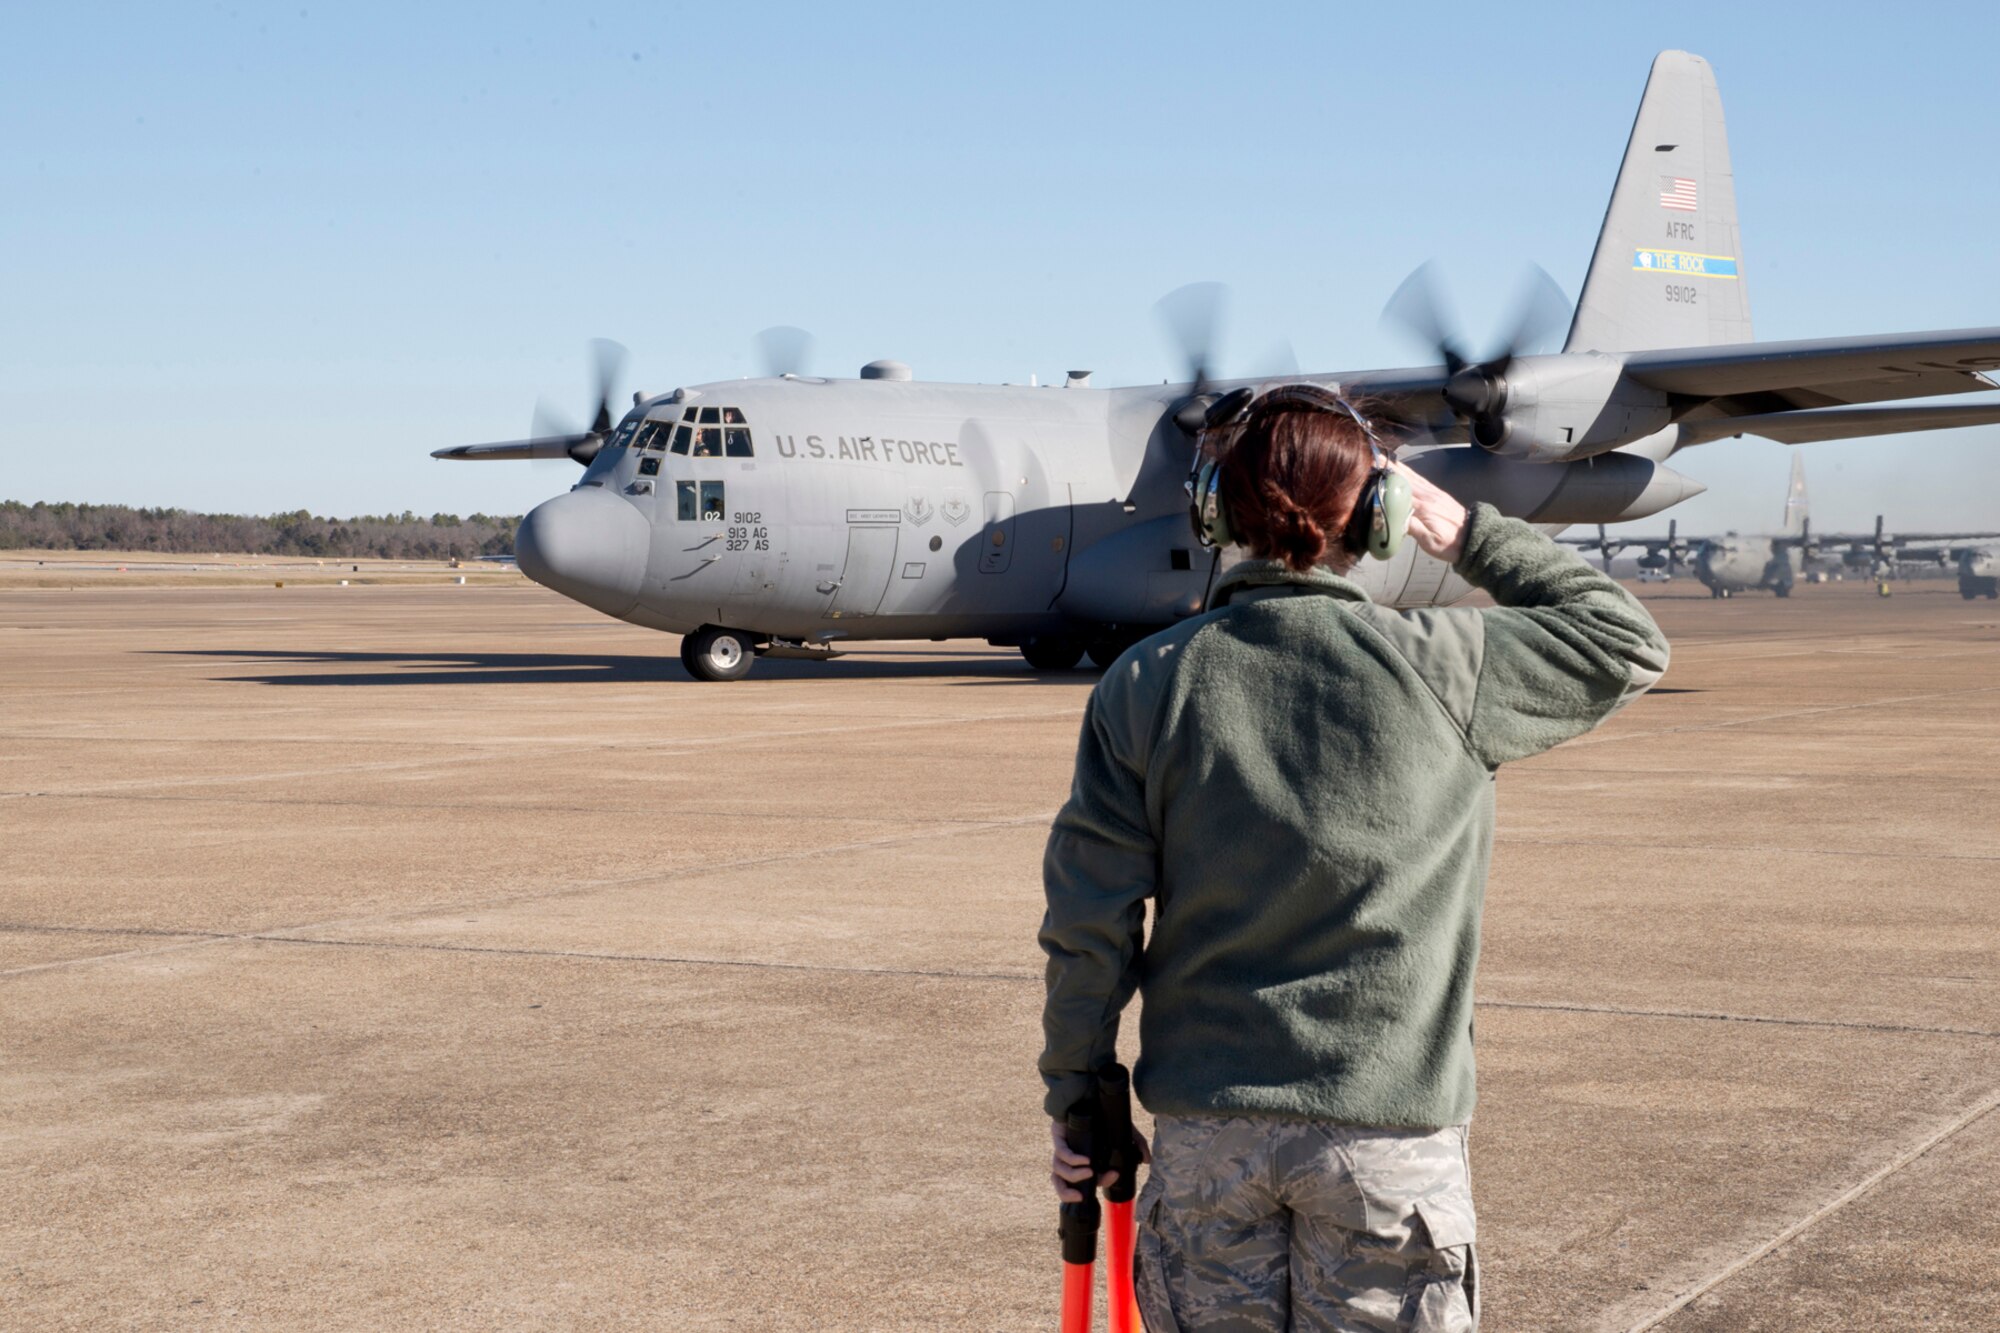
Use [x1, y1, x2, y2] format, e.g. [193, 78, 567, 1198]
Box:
[1210, 557, 1373, 608]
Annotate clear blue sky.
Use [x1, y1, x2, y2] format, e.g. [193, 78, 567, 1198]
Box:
[4, 1, 1996, 535]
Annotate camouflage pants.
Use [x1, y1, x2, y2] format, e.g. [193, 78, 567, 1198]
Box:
[1133, 1116, 1477, 1333]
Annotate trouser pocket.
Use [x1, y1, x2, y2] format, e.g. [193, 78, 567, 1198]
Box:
[1408, 1198, 1477, 1332]
[1134, 1193, 1184, 1333]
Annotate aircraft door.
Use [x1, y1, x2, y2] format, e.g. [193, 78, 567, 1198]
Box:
[825, 516, 900, 619]
[978, 492, 1016, 574]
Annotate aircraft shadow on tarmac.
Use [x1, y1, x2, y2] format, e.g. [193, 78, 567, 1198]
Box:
[161, 648, 1086, 686]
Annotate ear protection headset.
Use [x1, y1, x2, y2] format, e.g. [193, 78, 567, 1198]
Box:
[1185, 384, 1413, 561]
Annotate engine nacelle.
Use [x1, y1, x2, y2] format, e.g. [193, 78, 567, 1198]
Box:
[1410, 446, 1705, 525]
[1477, 353, 1673, 463]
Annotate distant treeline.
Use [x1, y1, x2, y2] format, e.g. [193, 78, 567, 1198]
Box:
[0, 500, 519, 560]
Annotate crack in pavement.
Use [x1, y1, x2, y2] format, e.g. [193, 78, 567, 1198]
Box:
[1494, 835, 2000, 864]
[0, 705, 1082, 801]
[1622, 1088, 2000, 1332]
[10, 919, 2000, 1046]
[1567, 683, 2000, 749]
[0, 811, 1060, 979]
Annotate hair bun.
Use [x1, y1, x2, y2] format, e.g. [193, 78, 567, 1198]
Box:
[1258, 485, 1328, 569]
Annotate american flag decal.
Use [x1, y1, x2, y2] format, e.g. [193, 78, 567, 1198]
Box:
[1659, 176, 1698, 211]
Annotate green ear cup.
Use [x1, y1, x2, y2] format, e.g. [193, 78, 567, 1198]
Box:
[1367, 469, 1413, 561]
[1194, 458, 1233, 548]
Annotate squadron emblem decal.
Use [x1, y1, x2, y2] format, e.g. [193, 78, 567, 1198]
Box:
[940, 494, 972, 527]
[905, 495, 934, 525]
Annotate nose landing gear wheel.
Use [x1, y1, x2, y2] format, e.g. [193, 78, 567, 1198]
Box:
[682, 625, 757, 682]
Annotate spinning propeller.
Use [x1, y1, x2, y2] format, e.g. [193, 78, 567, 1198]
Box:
[754, 325, 815, 378]
[1382, 262, 1571, 449]
[1155, 283, 1297, 433]
[1157, 282, 1229, 433]
[527, 338, 628, 465]
[435, 339, 627, 466]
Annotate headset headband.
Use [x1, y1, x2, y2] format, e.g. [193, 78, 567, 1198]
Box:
[1203, 382, 1386, 462]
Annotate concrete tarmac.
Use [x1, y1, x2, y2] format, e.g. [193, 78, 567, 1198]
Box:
[3, 576, 1997, 1331]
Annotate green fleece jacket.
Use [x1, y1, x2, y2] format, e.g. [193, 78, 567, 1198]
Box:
[1038, 504, 1670, 1128]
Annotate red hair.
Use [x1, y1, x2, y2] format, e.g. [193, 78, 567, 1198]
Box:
[1212, 391, 1380, 571]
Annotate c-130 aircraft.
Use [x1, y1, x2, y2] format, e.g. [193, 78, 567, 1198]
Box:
[437, 50, 2000, 680]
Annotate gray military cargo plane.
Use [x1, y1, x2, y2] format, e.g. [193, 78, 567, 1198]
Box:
[1955, 549, 2000, 599]
[437, 50, 2000, 679]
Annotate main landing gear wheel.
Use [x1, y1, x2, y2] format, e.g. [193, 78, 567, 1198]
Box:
[1086, 632, 1142, 670]
[1020, 636, 1085, 671]
[681, 626, 756, 682]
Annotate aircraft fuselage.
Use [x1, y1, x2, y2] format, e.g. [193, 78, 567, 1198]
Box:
[1692, 537, 1802, 597]
[513, 374, 1707, 649]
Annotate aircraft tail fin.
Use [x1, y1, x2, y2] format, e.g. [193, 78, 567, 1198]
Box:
[1565, 51, 1753, 354]
[1783, 453, 1809, 536]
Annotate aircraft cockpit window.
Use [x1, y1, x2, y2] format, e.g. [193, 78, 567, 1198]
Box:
[608, 420, 641, 450]
[631, 422, 669, 452]
[670, 424, 692, 455]
[698, 406, 721, 425]
[724, 426, 752, 457]
[699, 481, 725, 520]
[722, 407, 746, 425]
[693, 426, 723, 458]
[675, 480, 698, 521]
[682, 406, 699, 422]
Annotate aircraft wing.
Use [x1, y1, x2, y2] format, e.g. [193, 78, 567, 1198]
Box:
[1560, 534, 1678, 551]
[1623, 328, 2000, 408]
[1806, 530, 2000, 546]
[432, 434, 594, 461]
[1677, 399, 2000, 446]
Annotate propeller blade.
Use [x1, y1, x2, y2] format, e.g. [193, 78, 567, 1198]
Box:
[531, 397, 576, 443]
[754, 325, 815, 378]
[1598, 524, 1613, 575]
[1258, 337, 1300, 379]
[587, 338, 626, 436]
[1155, 281, 1228, 388]
[1498, 264, 1572, 361]
[1382, 261, 1467, 373]
[528, 398, 581, 470]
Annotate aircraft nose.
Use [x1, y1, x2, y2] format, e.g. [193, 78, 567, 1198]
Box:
[515, 488, 649, 616]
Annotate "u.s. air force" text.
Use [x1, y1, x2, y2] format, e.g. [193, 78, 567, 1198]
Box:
[771, 434, 963, 466]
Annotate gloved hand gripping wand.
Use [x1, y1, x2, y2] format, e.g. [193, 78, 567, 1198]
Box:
[1056, 1062, 1144, 1333]
[1096, 1063, 1142, 1333]
[1056, 1098, 1099, 1333]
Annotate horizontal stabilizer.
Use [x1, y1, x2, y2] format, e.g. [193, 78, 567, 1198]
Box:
[1679, 399, 2000, 447]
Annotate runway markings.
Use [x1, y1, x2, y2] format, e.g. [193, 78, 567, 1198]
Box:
[1497, 834, 2000, 863]
[0, 706, 1082, 801]
[1621, 1087, 2000, 1331]
[11, 915, 2000, 1052]
[1477, 997, 2000, 1041]
[0, 809, 1062, 979]
[1568, 683, 2000, 748]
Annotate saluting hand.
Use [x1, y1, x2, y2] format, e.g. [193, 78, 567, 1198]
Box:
[1392, 460, 1470, 564]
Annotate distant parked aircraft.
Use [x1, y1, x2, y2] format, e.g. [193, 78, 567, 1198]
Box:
[1567, 456, 2000, 597]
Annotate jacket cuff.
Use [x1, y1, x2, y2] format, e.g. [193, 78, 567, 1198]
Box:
[1043, 1071, 1094, 1120]
[1450, 502, 1511, 580]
